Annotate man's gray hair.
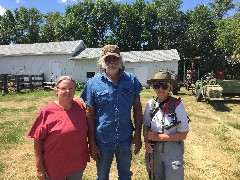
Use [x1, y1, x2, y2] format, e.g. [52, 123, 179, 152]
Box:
[97, 56, 125, 72]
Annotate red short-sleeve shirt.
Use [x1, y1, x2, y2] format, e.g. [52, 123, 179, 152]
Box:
[28, 100, 89, 179]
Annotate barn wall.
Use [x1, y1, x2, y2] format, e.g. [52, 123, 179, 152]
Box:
[0, 54, 70, 81]
[0, 55, 179, 84]
[65, 59, 99, 82]
[125, 61, 179, 86]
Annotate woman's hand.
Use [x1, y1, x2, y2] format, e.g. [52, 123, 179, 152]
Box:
[148, 130, 161, 141]
[89, 143, 101, 161]
[36, 165, 49, 180]
[145, 142, 154, 153]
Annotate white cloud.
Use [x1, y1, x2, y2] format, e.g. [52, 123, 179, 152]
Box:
[59, 0, 67, 3]
[58, 0, 77, 4]
[0, 5, 6, 16]
[16, 0, 24, 3]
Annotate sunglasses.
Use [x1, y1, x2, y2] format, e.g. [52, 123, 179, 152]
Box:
[105, 56, 119, 62]
[153, 82, 169, 90]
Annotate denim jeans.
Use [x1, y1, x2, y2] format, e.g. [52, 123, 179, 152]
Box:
[96, 138, 133, 180]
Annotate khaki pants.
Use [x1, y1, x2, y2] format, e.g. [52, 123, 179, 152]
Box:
[145, 141, 184, 180]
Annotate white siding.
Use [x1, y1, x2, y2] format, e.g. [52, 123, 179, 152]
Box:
[0, 55, 70, 81]
[0, 54, 178, 86]
[124, 61, 178, 86]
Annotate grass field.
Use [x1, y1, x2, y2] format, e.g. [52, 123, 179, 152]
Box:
[0, 87, 240, 180]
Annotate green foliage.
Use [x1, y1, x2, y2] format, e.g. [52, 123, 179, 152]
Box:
[40, 12, 65, 42]
[215, 13, 240, 55]
[0, 162, 4, 174]
[209, 0, 235, 19]
[228, 122, 240, 129]
[76, 82, 85, 91]
[0, 90, 53, 101]
[0, 121, 24, 144]
[13, 7, 42, 44]
[0, 107, 36, 115]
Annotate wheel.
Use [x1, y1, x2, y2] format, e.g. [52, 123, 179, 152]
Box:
[196, 89, 202, 102]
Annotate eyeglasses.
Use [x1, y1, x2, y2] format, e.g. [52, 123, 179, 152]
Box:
[153, 82, 169, 90]
[57, 87, 75, 92]
[105, 56, 119, 62]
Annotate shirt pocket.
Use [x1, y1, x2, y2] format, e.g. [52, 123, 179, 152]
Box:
[122, 87, 134, 102]
[96, 90, 110, 105]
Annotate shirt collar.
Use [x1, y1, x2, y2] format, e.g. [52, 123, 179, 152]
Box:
[101, 70, 125, 81]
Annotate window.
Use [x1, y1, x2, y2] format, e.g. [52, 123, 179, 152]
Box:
[87, 72, 95, 78]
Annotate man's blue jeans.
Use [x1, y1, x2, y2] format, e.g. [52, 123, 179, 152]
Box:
[96, 138, 133, 180]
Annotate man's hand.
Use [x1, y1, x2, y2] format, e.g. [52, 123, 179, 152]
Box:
[131, 135, 142, 155]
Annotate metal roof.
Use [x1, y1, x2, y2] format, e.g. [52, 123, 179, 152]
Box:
[0, 40, 180, 62]
[0, 40, 85, 56]
[75, 48, 180, 62]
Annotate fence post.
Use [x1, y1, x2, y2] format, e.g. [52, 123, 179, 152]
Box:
[3, 74, 8, 94]
[16, 75, 20, 92]
[30, 75, 33, 91]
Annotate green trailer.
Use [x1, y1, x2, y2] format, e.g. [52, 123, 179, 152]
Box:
[195, 73, 240, 102]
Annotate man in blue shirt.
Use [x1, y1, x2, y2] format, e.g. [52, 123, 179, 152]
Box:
[81, 45, 143, 180]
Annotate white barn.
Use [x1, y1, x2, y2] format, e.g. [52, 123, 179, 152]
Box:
[0, 40, 180, 86]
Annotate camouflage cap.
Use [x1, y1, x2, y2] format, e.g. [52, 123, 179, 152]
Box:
[147, 70, 173, 84]
[101, 45, 120, 58]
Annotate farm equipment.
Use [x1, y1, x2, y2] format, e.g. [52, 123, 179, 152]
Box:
[195, 72, 240, 102]
[185, 69, 198, 92]
[183, 57, 200, 92]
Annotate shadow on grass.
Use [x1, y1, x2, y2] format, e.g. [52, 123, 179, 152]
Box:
[208, 100, 240, 112]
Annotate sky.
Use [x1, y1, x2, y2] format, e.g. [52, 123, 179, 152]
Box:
[0, 0, 239, 16]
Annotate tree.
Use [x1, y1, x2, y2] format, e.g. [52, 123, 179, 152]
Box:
[13, 7, 42, 44]
[64, 0, 97, 46]
[184, 5, 219, 75]
[151, 0, 182, 50]
[209, 0, 235, 19]
[215, 13, 240, 55]
[0, 10, 15, 45]
[40, 12, 65, 42]
[142, 2, 159, 50]
[114, 0, 145, 51]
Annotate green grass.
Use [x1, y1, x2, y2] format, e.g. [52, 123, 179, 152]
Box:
[0, 121, 25, 144]
[0, 88, 240, 179]
[0, 106, 37, 114]
[228, 122, 240, 129]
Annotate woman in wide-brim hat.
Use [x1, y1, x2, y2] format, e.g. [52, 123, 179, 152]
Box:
[143, 70, 190, 179]
[146, 70, 174, 92]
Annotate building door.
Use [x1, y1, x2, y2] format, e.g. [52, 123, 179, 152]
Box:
[50, 61, 61, 81]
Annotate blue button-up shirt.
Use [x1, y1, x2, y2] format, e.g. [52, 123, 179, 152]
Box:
[81, 71, 142, 143]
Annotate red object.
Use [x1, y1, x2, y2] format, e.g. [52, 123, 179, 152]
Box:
[28, 100, 89, 179]
[215, 70, 225, 80]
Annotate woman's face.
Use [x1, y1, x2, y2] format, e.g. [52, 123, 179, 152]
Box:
[55, 80, 76, 102]
[153, 81, 170, 102]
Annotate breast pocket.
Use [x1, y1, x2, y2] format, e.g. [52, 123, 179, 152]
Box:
[96, 90, 110, 105]
[122, 88, 134, 103]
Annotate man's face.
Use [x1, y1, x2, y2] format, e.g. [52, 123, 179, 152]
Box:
[104, 55, 121, 75]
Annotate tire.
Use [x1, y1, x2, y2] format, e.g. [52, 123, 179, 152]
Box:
[196, 89, 202, 102]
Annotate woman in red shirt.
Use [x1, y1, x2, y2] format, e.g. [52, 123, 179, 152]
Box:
[28, 76, 89, 180]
